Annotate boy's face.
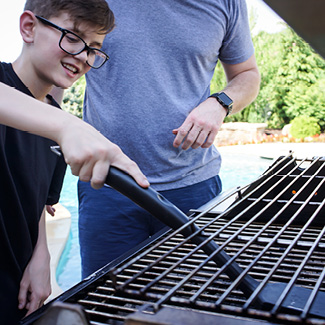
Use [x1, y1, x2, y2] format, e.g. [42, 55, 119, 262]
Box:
[31, 12, 106, 89]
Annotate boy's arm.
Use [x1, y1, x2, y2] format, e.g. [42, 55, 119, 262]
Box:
[18, 208, 51, 316]
[0, 82, 149, 189]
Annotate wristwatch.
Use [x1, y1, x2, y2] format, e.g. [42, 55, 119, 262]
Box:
[209, 92, 233, 116]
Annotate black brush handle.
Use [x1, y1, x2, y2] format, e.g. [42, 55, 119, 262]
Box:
[106, 167, 258, 296]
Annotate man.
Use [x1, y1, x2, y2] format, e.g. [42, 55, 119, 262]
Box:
[78, 0, 260, 278]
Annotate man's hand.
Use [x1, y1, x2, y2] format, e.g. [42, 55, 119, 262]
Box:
[172, 98, 226, 150]
[172, 54, 260, 151]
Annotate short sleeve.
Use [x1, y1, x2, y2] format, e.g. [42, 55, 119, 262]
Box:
[219, 0, 255, 64]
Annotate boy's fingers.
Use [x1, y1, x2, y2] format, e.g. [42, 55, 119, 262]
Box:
[77, 161, 94, 184]
[127, 168, 150, 188]
[90, 160, 109, 189]
[18, 288, 27, 309]
[90, 161, 150, 190]
[112, 158, 150, 188]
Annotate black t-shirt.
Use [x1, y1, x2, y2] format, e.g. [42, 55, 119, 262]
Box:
[0, 62, 67, 324]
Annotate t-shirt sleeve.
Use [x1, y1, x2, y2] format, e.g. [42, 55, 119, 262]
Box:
[219, 0, 255, 64]
[46, 155, 67, 205]
[45, 95, 67, 206]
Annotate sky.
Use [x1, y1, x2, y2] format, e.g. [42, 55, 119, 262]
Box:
[0, 0, 285, 63]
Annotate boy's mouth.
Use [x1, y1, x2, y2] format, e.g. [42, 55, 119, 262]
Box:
[62, 62, 79, 74]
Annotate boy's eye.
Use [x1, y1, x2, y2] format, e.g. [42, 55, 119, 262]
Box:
[88, 49, 96, 56]
[65, 33, 81, 44]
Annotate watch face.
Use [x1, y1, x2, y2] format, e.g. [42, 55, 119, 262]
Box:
[218, 92, 233, 107]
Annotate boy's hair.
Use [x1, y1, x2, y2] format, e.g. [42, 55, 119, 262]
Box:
[24, 0, 115, 34]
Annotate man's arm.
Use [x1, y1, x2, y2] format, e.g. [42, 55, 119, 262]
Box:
[0, 82, 149, 189]
[219, 54, 261, 115]
[173, 54, 260, 150]
[18, 208, 51, 316]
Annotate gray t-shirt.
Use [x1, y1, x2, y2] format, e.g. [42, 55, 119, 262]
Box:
[84, 0, 254, 190]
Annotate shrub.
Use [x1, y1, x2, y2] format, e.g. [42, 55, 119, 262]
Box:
[290, 115, 321, 139]
[62, 76, 86, 118]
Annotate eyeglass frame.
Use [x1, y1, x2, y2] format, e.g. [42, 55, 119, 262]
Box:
[35, 15, 109, 69]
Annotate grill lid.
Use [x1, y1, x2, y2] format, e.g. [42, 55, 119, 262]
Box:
[263, 0, 325, 58]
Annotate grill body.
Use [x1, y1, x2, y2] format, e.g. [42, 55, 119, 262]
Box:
[22, 154, 325, 325]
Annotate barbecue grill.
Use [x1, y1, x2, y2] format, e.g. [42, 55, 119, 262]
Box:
[21, 1, 325, 324]
[22, 153, 325, 324]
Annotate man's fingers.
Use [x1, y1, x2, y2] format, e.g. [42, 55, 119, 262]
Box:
[180, 124, 203, 150]
[174, 120, 218, 150]
[201, 129, 218, 148]
[173, 124, 192, 148]
[191, 129, 209, 149]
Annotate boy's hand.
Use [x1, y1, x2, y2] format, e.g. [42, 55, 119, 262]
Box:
[0, 84, 148, 189]
[46, 205, 56, 216]
[58, 119, 150, 189]
[18, 245, 51, 316]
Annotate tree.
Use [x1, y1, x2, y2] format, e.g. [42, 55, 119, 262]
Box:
[267, 29, 325, 130]
[210, 22, 325, 131]
[62, 76, 86, 118]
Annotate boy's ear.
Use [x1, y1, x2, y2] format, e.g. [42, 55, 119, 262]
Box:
[19, 11, 37, 44]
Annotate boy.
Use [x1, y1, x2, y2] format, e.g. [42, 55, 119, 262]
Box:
[0, 1, 148, 323]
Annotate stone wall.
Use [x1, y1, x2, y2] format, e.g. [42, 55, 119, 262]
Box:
[214, 122, 267, 146]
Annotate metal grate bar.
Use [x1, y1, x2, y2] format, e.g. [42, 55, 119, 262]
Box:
[111, 157, 324, 308]
[217, 163, 325, 307]
[243, 196, 325, 311]
[247, 198, 322, 206]
[111, 154, 298, 284]
[271, 213, 325, 315]
[187, 159, 325, 305]
[301, 265, 325, 319]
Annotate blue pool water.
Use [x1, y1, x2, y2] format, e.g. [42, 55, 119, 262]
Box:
[57, 153, 273, 291]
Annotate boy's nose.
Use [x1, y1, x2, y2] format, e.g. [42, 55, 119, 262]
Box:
[74, 50, 88, 63]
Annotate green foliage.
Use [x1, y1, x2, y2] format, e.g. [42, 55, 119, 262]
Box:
[266, 29, 325, 130]
[290, 115, 321, 138]
[62, 76, 86, 118]
[210, 19, 325, 131]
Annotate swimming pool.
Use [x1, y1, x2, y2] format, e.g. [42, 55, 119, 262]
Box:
[57, 153, 273, 291]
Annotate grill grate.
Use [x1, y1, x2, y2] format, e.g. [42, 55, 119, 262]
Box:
[22, 155, 325, 325]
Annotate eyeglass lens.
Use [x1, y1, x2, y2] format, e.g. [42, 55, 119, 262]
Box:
[60, 32, 106, 68]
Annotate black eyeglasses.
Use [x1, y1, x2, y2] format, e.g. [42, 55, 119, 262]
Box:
[36, 15, 109, 69]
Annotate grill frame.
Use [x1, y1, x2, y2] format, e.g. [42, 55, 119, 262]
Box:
[22, 154, 325, 325]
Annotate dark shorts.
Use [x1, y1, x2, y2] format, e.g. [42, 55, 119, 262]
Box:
[78, 176, 222, 278]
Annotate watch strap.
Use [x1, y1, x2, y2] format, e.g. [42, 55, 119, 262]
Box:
[209, 92, 233, 116]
